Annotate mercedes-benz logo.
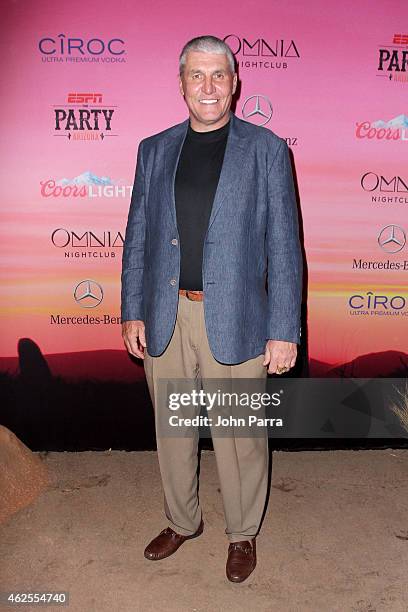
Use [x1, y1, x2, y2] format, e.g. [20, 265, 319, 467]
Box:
[74, 279, 104, 308]
[242, 95, 273, 126]
[377, 225, 406, 253]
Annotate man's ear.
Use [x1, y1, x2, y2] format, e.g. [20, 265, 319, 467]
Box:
[178, 76, 185, 96]
[232, 73, 238, 95]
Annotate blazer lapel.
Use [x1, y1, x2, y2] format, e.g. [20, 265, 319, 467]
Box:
[163, 111, 248, 230]
[163, 119, 189, 228]
[206, 111, 247, 231]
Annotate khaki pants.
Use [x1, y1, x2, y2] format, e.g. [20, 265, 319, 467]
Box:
[144, 293, 269, 543]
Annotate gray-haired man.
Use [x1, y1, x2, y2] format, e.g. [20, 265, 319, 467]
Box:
[121, 35, 303, 582]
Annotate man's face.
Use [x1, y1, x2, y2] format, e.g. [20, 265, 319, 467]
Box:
[179, 51, 237, 131]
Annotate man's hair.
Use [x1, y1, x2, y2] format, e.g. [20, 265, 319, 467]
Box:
[179, 35, 236, 75]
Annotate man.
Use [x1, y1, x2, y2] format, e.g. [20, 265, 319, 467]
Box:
[121, 35, 302, 583]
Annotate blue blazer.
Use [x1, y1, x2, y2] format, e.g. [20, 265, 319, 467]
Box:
[121, 111, 303, 364]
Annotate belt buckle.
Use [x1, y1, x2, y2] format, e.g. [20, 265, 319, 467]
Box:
[186, 290, 201, 301]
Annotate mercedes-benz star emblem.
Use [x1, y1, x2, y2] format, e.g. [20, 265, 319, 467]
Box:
[377, 225, 406, 253]
[74, 280, 104, 308]
[242, 95, 273, 126]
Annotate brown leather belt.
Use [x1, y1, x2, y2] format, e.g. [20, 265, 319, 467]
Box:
[179, 289, 204, 302]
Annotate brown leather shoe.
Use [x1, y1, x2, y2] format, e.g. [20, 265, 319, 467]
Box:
[226, 538, 257, 583]
[144, 519, 204, 561]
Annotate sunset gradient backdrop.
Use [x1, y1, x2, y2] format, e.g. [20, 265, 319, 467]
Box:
[0, 0, 407, 373]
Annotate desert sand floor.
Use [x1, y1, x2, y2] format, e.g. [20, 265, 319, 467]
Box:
[1, 449, 407, 612]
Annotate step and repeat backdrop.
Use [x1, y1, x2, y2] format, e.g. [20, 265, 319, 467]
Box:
[1, 0, 407, 407]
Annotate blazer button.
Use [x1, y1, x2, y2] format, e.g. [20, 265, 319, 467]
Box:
[171, 238, 178, 246]
[170, 279, 177, 286]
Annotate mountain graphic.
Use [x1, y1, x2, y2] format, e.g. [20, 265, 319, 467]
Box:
[0, 349, 145, 383]
[309, 350, 408, 378]
[58, 171, 114, 187]
[372, 114, 408, 129]
[309, 358, 336, 377]
[1, 349, 406, 382]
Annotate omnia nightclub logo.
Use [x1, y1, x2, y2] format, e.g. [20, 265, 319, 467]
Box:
[51, 229, 124, 260]
[360, 171, 408, 204]
[223, 34, 300, 70]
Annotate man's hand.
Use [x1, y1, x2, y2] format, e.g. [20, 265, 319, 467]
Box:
[122, 320, 146, 359]
[263, 339, 297, 375]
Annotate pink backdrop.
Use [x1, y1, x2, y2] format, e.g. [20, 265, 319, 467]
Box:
[1, 0, 407, 379]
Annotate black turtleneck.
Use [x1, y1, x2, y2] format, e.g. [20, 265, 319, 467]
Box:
[175, 118, 230, 291]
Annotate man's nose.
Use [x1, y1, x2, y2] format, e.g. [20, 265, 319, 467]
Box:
[202, 75, 215, 94]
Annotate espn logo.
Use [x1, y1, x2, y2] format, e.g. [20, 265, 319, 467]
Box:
[67, 93, 103, 104]
[393, 34, 408, 46]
